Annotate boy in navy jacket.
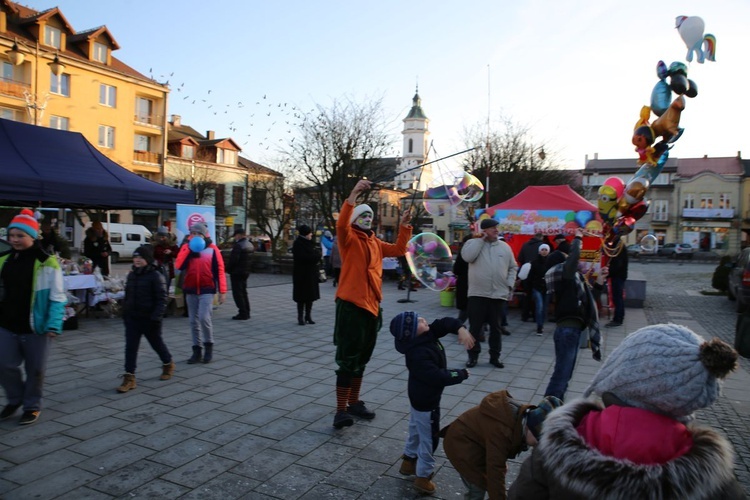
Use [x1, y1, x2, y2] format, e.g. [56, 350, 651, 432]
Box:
[390, 312, 475, 495]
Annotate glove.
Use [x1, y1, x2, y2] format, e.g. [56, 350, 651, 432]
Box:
[459, 369, 470, 379]
[591, 345, 602, 362]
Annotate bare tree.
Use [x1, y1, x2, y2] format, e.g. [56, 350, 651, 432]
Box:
[461, 117, 577, 204]
[244, 160, 295, 257]
[281, 95, 398, 231]
[166, 149, 226, 206]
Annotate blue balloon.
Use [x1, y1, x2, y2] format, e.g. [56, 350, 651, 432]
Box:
[189, 237, 206, 252]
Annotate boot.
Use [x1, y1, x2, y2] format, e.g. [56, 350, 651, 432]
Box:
[297, 303, 305, 326]
[399, 455, 417, 476]
[414, 475, 436, 495]
[202, 343, 213, 363]
[305, 303, 315, 324]
[187, 345, 202, 364]
[160, 361, 175, 380]
[117, 373, 136, 393]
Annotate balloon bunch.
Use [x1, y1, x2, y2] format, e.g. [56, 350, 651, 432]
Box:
[598, 15, 716, 247]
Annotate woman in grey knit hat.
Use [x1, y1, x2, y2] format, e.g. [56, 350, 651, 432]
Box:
[509, 323, 745, 499]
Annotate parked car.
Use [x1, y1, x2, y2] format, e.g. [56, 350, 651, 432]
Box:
[626, 244, 641, 257]
[728, 248, 750, 312]
[657, 243, 695, 259]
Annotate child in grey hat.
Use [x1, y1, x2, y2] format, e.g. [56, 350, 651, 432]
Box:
[509, 323, 743, 499]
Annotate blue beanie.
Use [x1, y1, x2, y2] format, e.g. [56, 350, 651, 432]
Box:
[390, 312, 419, 341]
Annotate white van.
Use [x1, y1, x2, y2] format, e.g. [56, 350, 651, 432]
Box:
[84, 223, 152, 263]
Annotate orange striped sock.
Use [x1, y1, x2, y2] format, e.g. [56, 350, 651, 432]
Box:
[349, 377, 363, 405]
[336, 386, 351, 412]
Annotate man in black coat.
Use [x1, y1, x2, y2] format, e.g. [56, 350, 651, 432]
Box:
[226, 228, 254, 320]
[518, 233, 544, 322]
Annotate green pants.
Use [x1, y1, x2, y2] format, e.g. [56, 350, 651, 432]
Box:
[333, 299, 382, 377]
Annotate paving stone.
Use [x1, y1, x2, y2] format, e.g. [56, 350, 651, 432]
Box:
[85, 459, 171, 496]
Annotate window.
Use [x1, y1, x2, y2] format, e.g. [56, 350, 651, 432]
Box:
[50, 73, 70, 96]
[217, 148, 236, 165]
[44, 26, 62, 49]
[251, 188, 267, 211]
[652, 200, 668, 221]
[182, 145, 195, 159]
[700, 194, 713, 209]
[215, 184, 225, 210]
[99, 84, 116, 107]
[134, 134, 150, 151]
[232, 186, 244, 206]
[93, 42, 107, 63]
[98, 125, 115, 148]
[135, 97, 153, 123]
[0, 106, 22, 121]
[2, 62, 14, 81]
[110, 232, 122, 244]
[173, 179, 187, 190]
[719, 193, 731, 210]
[49, 115, 69, 130]
[408, 138, 413, 153]
[126, 233, 142, 242]
[683, 194, 695, 209]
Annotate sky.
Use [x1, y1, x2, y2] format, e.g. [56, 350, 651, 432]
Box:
[20, 0, 750, 177]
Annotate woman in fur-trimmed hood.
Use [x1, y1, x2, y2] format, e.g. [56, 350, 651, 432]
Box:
[508, 323, 745, 500]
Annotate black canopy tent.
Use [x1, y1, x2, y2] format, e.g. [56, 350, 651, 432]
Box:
[0, 118, 194, 209]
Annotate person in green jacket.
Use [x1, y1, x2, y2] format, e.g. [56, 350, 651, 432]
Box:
[0, 209, 66, 426]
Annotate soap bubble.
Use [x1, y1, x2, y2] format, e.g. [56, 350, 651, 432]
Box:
[455, 173, 484, 203]
[189, 237, 206, 252]
[640, 234, 658, 253]
[423, 185, 462, 216]
[405, 233, 453, 291]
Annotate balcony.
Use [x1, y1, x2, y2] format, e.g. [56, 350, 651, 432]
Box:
[133, 114, 164, 129]
[0, 77, 30, 99]
[133, 150, 162, 164]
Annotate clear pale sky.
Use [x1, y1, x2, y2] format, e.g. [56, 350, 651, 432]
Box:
[22, 0, 750, 174]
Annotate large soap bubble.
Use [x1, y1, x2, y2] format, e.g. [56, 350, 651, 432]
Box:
[640, 234, 658, 253]
[423, 185, 462, 216]
[455, 173, 484, 203]
[405, 233, 453, 291]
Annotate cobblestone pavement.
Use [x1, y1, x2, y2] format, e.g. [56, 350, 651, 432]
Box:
[0, 261, 747, 498]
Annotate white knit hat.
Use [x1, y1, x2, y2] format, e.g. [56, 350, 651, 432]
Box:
[583, 323, 738, 422]
[350, 204, 373, 224]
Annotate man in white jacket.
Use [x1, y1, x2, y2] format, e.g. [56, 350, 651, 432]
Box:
[461, 218, 518, 368]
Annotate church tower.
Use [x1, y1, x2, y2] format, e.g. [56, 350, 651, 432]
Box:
[396, 89, 431, 190]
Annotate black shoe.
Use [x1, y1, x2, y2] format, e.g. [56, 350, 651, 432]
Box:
[232, 314, 250, 320]
[305, 317, 316, 325]
[0, 404, 20, 420]
[348, 401, 376, 419]
[489, 359, 505, 369]
[605, 321, 623, 328]
[19, 410, 40, 425]
[333, 411, 354, 429]
[466, 358, 478, 368]
[501, 327, 511, 336]
[536, 326, 544, 335]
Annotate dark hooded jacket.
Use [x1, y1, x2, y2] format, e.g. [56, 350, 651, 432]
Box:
[508, 398, 746, 500]
[123, 263, 167, 320]
[394, 317, 469, 411]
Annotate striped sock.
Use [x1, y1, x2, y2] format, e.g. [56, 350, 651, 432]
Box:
[349, 377, 363, 405]
[336, 385, 351, 413]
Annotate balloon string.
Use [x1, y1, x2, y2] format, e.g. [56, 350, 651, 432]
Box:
[601, 238, 624, 258]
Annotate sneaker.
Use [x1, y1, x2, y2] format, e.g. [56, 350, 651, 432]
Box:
[348, 401, 376, 420]
[489, 359, 505, 369]
[536, 326, 544, 336]
[19, 410, 40, 426]
[414, 475, 436, 494]
[399, 455, 417, 476]
[605, 321, 623, 328]
[333, 410, 354, 429]
[0, 403, 20, 420]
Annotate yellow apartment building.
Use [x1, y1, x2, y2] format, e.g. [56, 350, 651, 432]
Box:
[0, 1, 169, 229]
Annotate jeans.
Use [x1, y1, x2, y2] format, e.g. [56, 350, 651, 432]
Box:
[403, 407, 438, 477]
[610, 277, 625, 323]
[186, 293, 215, 346]
[123, 316, 172, 374]
[544, 325, 582, 400]
[532, 289, 549, 328]
[0, 326, 51, 411]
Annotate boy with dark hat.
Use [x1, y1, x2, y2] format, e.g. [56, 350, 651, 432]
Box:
[391, 311, 475, 495]
[118, 244, 173, 392]
[442, 390, 562, 500]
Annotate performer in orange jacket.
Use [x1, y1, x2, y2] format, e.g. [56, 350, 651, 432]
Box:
[332, 179, 412, 429]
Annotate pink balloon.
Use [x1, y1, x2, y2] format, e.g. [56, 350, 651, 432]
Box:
[423, 241, 438, 253]
[603, 176, 625, 199]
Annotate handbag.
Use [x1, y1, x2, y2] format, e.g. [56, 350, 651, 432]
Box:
[318, 268, 328, 283]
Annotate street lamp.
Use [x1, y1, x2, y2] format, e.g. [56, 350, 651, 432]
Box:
[6, 38, 66, 125]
